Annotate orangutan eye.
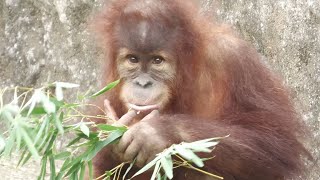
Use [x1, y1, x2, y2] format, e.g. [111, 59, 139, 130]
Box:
[152, 56, 165, 64]
[126, 55, 139, 64]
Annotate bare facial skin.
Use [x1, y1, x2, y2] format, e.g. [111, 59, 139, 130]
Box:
[104, 46, 178, 164]
[117, 48, 176, 112]
[104, 47, 178, 166]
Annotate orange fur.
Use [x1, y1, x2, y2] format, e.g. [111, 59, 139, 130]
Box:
[91, 0, 309, 179]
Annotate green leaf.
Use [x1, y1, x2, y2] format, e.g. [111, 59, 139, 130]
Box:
[0, 135, 5, 155]
[18, 131, 53, 166]
[70, 167, 80, 180]
[160, 156, 173, 179]
[151, 161, 161, 180]
[21, 107, 46, 116]
[88, 161, 93, 180]
[27, 89, 43, 116]
[55, 86, 63, 101]
[42, 99, 56, 114]
[104, 171, 112, 179]
[132, 155, 162, 178]
[18, 148, 30, 166]
[65, 161, 83, 177]
[56, 82, 80, 88]
[15, 127, 22, 150]
[44, 131, 58, 154]
[161, 174, 168, 180]
[3, 130, 15, 157]
[63, 103, 81, 108]
[19, 127, 40, 160]
[123, 159, 136, 180]
[34, 117, 49, 145]
[54, 82, 79, 101]
[60, 152, 87, 174]
[97, 124, 127, 132]
[85, 129, 125, 161]
[56, 157, 71, 180]
[66, 136, 83, 147]
[1, 110, 14, 122]
[50, 155, 56, 180]
[80, 123, 90, 137]
[50, 97, 65, 109]
[38, 156, 48, 180]
[174, 145, 204, 167]
[191, 137, 227, 144]
[90, 79, 120, 98]
[55, 151, 72, 160]
[79, 163, 86, 180]
[54, 113, 64, 134]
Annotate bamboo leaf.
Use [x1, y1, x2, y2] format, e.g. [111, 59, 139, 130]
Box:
[189, 155, 204, 168]
[19, 127, 40, 160]
[22, 107, 46, 116]
[97, 124, 127, 132]
[65, 161, 83, 177]
[151, 161, 161, 180]
[63, 103, 81, 108]
[3, 130, 15, 157]
[50, 155, 56, 180]
[49, 97, 65, 109]
[27, 89, 43, 116]
[66, 136, 83, 147]
[174, 145, 194, 160]
[54, 82, 80, 89]
[59, 152, 87, 174]
[55, 86, 64, 101]
[38, 156, 48, 180]
[132, 155, 162, 178]
[192, 137, 228, 144]
[18, 131, 53, 166]
[174, 146, 204, 167]
[160, 174, 168, 180]
[90, 79, 120, 98]
[15, 126, 22, 150]
[54, 82, 79, 101]
[0, 135, 5, 154]
[123, 159, 136, 180]
[54, 113, 64, 134]
[160, 156, 173, 179]
[55, 151, 72, 160]
[105, 171, 112, 179]
[56, 157, 71, 179]
[34, 117, 49, 145]
[85, 129, 125, 161]
[88, 161, 93, 180]
[44, 131, 58, 154]
[80, 123, 90, 137]
[79, 163, 86, 180]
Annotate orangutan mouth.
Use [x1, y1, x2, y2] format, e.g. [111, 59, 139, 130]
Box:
[128, 103, 159, 111]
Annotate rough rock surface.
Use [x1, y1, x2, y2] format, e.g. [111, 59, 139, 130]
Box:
[0, 0, 319, 179]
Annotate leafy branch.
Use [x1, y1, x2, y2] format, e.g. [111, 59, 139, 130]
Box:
[0, 81, 225, 180]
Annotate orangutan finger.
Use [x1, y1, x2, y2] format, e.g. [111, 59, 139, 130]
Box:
[104, 99, 119, 120]
[114, 110, 138, 126]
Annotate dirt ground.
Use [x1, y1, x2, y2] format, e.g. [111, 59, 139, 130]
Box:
[0, 156, 43, 180]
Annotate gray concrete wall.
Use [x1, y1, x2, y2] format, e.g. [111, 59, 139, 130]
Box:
[0, 0, 319, 179]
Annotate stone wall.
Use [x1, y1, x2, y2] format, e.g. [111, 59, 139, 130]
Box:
[0, 0, 319, 179]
